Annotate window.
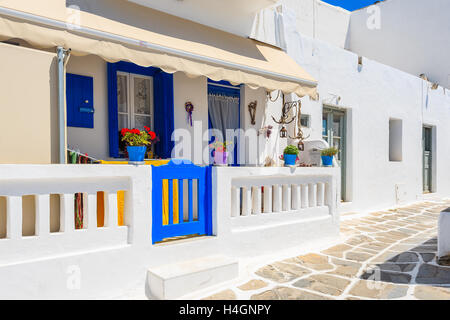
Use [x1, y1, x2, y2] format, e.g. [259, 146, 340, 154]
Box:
[108, 62, 174, 159]
[117, 72, 154, 131]
[300, 114, 310, 128]
[117, 72, 154, 155]
[389, 119, 403, 162]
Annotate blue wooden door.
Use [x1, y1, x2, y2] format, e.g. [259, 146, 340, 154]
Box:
[152, 160, 212, 243]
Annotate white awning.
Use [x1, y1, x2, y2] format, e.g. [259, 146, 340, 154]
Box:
[0, 0, 318, 99]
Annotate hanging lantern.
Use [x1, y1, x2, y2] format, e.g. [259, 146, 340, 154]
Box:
[280, 126, 288, 138]
[298, 141, 305, 151]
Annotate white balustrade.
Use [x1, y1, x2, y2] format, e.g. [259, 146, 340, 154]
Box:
[230, 172, 334, 219]
[0, 164, 146, 265]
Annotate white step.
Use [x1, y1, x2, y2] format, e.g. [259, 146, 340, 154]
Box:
[147, 255, 239, 300]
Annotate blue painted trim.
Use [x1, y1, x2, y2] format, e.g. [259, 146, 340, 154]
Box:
[107, 62, 174, 158]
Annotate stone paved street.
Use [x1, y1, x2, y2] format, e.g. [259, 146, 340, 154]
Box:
[202, 199, 450, 300]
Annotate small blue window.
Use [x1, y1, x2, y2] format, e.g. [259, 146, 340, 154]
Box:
[66, 73, 94, 128]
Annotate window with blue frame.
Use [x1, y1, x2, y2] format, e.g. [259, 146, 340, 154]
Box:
[107, 62, 174, 159]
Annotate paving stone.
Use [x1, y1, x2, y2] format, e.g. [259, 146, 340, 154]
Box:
[360, 269, 412, 284]
[294, 254, 334, 271]
[238, 280, 268, 291]
[203, 289, 236, 300]
[420, 253, 436, 263]
[255, 263, 310, 283]
[251, 287, 332, 300]
[321, 244, 353, 258]
[345, 251, 373, 262]
[373, 263, 417, 273]
[414, 286, 450, 300]
[292, 274, 351, 296]
[409, 245, 437, 253]
[416, 264, 450, 285]
[349, 280, 408, 299]
[345, 235, 373, 246]
[387, 252, 420, 263]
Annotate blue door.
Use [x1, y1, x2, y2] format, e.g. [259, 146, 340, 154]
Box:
[152, 160, 212, 243]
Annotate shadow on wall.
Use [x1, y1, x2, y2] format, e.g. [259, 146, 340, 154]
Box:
[65, 0, 267, 61]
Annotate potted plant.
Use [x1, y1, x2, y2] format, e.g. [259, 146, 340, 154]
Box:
[282, 145, 299, 166]
[321, 147, 338, 167]
[121, 126, 157, 162]
[210, 141, 233, 166]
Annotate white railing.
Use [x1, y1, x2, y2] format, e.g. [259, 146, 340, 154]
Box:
[231, 175, 331, 217]
[0, 165, 151, 265]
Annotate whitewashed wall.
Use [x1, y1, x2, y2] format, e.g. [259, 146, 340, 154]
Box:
[348, 0, 450, 89]
[277, 17, 450, 213]
[280, 0, 350, 49]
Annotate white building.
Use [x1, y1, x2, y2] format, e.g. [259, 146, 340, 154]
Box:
[0, 0, 448, 299]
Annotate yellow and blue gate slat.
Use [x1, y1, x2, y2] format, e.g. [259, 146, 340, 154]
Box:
[98, 160, 179, 227]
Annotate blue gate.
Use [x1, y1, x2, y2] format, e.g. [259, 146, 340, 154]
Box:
[152, 160, 212, 243]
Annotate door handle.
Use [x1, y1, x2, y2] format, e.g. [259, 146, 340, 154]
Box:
[79, 107, 95, 113]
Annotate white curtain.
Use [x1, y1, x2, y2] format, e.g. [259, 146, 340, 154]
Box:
[208, 94, 240, 142]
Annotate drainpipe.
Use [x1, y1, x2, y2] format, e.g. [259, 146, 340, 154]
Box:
[57, 47, 71, 164]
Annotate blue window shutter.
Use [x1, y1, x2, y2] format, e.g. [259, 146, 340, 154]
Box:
[154, 71, 174, 159]
[107, 63, 119, 158]
[66, 73, 94, 128]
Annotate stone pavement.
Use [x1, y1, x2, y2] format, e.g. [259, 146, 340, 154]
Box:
[202, 199, 450, 300]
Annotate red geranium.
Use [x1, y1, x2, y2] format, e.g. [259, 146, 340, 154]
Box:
[131, 129, 140, 135]
[121, 128, 130, 136]
[144, 126, 157, 140]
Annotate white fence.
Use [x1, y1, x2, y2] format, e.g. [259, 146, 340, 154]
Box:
[0, 165, 150, 265]
[231, 175, 331, 217]
[0, 164, 340, 299]
[213, 166, 340, 256]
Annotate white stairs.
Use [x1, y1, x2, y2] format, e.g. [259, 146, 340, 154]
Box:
[147, 255, 239, 300]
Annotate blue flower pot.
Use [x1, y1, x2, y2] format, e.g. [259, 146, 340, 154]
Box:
[284, 154, 297, 166]
[127, 146, 147, 162]
[321, 155, 334, 167]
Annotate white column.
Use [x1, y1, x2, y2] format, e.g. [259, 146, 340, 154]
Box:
[231, 187, 240, 217]
[317, 183, 325, 207]
[263, 185, 272, 213]
[241, 187, 252, 216]
[60, 194, 75, 233]
[292, 185, 301, 210]
[282, 185, 291, 212]
[309, 183, 317, 207]
[301, 184, 309, 208]
[6, 196, 22, 240]
[35, 194, 50, 236]
[252, 186, 262, 215]
[105, 192, 119, 227]
[86, 194, 97, 231]
[273, 185, 282, 213]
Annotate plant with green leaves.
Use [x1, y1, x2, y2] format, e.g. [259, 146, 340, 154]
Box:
[121, 127, 157, 146]
[321, 147, 338, 157]
[283, 145, 299, 155]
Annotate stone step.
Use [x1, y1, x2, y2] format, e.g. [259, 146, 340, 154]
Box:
[147, 255, 239, 300]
